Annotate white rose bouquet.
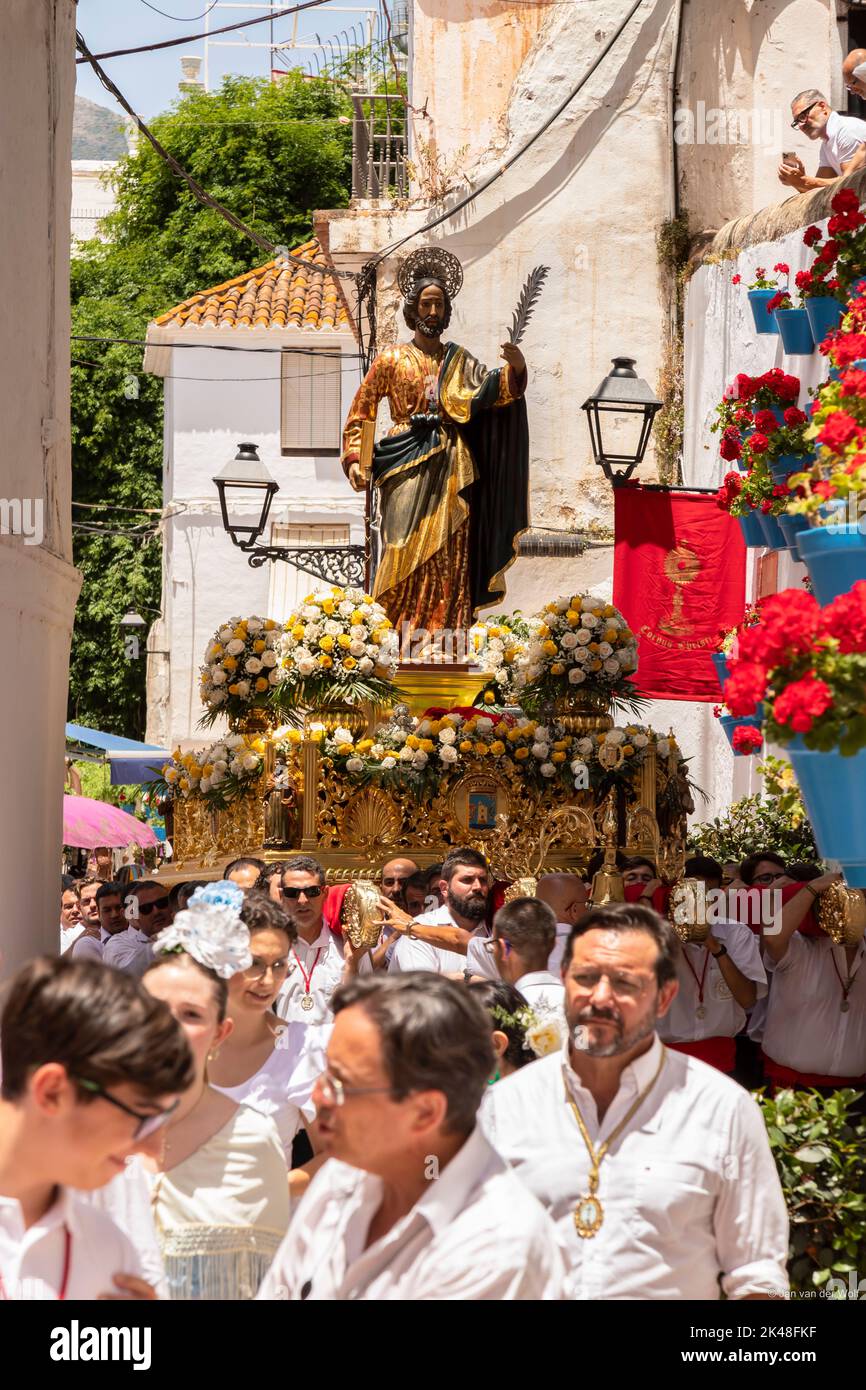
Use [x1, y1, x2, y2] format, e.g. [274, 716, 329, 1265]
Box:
[199, 615, 282, 727]
[469, 613, 530, 706]
[152, 733, 265, 809]
[276, 586, 401, 712]
[515, 593, 641, 712]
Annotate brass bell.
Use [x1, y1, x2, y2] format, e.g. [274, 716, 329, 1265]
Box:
[668, 877, 710, 944]
[341, 879, 383, 950]
[590, 864, 625, 906]
[817, 882, 866, 947]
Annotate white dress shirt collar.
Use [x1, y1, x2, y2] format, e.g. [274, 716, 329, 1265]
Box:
[562, 1033, 665, 1140]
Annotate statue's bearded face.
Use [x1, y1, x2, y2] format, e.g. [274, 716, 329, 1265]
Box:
[404, 279, 451, 338]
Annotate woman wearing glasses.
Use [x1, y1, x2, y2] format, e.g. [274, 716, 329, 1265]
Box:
[208, 893, 329, 1161]
[139, 883, 291, 1299]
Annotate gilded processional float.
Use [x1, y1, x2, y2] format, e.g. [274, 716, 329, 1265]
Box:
[153, 247, 698, 909]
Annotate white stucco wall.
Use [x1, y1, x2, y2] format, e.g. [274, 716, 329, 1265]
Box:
[0, 2, 82, 972]
[70, 160, 117, 244]
[143, 332, 365, 747]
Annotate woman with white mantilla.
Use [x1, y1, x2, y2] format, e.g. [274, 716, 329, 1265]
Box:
[141, 882, 290, 1300]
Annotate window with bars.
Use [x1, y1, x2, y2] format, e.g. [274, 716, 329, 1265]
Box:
[280, 349, 342, 452]
[266, 523, 351, 621]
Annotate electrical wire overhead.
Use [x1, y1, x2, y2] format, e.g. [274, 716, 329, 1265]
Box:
[77, 0, 335, 63]
[137, 0, 219, 20]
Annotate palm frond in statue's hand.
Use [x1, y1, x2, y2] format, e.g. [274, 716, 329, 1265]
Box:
[508, 266, 550, 346]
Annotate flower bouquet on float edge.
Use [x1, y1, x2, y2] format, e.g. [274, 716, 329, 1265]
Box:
[198, 615, 283, 729]
[513, 593, 646, 722]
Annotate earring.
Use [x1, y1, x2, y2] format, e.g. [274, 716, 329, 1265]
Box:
[207, 1049, 220, 1062]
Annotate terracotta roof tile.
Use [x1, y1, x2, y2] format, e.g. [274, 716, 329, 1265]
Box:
[155, 237, 351, 333]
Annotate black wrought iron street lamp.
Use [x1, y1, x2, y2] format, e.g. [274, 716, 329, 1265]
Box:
[581, 357, 663, 483]
[212, 442, 366, 587]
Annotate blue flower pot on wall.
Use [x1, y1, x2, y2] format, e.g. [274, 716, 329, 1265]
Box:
[748, 289, 780, 335]
[805, 296, 845, 345]
[828, 358, 866, 382]
[719, 714, 763, 755]
[737, 511, 766, 547]
[788, 742, 866, 886]
[797, 524, 866, 604]
[775, 307, 814, 355]
[756, 511, 787, 549]
[711, 652, 730, 692]
[770, 453, 814, 485]
[778, 513, 809, 555]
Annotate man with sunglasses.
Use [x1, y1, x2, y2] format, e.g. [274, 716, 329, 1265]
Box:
[274, 855, 348, 1026]
[779, 88, 866, 192]
[103, 881, 173, 978]
[0, 955, 193, 1299]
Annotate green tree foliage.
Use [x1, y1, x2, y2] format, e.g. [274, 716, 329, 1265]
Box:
[687, 756, 818, 864]
[70, 73, 354, 736]
[758, 1087, 866, 1294]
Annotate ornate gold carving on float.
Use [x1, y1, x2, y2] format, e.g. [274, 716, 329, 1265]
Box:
[817, 882, 866, 946]
[169, 699, 689, 881]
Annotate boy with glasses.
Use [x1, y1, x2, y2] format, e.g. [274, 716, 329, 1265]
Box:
[0, 955, 192, 1299]
[779, 88, 866, 191]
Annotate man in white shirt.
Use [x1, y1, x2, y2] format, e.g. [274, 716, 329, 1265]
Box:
[72, 882, 128, 963]
[658, 855, 767, 1076]
[489, 897, 566, 1013]
[0, 954, 193, 1299]
[761, 870, 866, 1091]
[535, 873, 590, 974]
[779, 88, 866, 191]
[275, 855, 347, 1024]
[258, 973, 566, 1300]
[59, 880, 83, 954]
[390, 848, 491, 976]
[484, 901, 789, 1300]
[103, 881, 172, 978]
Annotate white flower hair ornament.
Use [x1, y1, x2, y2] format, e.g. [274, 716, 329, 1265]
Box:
[152, 880, 253, 979]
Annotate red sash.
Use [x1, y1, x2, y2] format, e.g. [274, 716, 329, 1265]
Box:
[668, 1036, 736, 1073]
[762, 1051, 866, 1089]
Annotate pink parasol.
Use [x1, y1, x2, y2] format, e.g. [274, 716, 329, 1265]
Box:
[63, 794, 159, 850]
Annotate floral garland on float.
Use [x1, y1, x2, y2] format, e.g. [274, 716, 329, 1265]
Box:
[321, 704, 688, 797]
[199, 615, 282, 728]
[722, 583, 866, 884]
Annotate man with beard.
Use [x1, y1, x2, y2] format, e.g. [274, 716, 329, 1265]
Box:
[389, 849, 490, 977]
[483, 903, 789, 1300]
[341, 246, 529, 632]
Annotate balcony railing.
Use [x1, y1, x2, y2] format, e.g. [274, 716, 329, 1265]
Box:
[351, 93, 407, 200]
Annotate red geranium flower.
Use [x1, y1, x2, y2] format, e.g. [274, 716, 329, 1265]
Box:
[821, 580, 866, 652]
[754, 409, 779, 433]
[732, 725, 763, 754]
[817, 239, 840, 264]
[834, 333, 866, 365]
[772, 673, 834, 733]
[803, 225, 822, 247]
[831, 188, 860, 215]
[723, 663, 768, 716]
[719, 430, 742, 462]
[794, 269, 814, 292]
[783, 406, 807, 426]
[731, 274, 741, 285]
[817, 411, 863, 451]
[733, 408, 754, 427]
[749, 431, 770, 455]
[840, 368, 866, 396]
[773, 262, 790, 275]
[812, 479, 834, 499]
[737, 589, 822, 667]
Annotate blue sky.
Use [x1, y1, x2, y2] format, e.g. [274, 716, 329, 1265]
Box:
[76, 0, 381, 121]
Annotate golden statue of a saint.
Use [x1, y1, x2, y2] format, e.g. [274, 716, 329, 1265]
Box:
[341, 248, 530, 633]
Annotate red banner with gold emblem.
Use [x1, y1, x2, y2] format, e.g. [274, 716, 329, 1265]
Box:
[612, 486, 746, 701]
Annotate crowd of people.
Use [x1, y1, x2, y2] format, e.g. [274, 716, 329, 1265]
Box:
[0, 842, 861, 1301]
